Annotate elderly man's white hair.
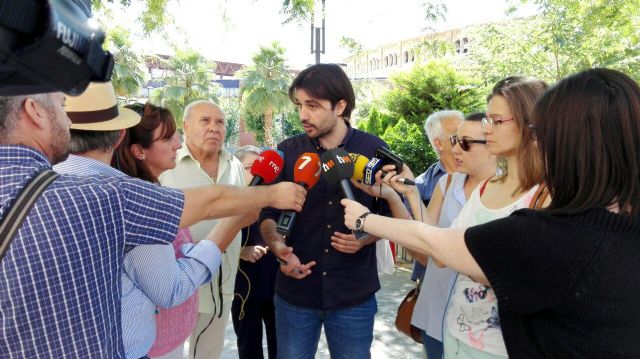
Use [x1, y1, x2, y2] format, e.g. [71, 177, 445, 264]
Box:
[234, 145, 261, 161]
[423, 110, 464, 151]
[182, 100, 220, 122]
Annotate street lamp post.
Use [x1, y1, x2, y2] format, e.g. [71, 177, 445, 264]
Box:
[310, 0, 326, 64]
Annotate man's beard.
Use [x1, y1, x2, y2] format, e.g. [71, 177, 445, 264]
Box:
[49, 117, 70, 165]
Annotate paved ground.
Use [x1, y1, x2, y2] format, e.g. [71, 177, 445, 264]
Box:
[206, 264, 426, 359]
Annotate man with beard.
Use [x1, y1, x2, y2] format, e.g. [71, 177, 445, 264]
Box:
[259, 64, 391, 359]
[0, 90, 307, 358]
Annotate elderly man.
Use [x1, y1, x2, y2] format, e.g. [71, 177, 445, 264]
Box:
[159, 100, 245, 359]
[410, 110, 463, 358]
[0, 90, 306, 358]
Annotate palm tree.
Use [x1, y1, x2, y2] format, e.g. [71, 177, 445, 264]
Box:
[239, 42, 292, 146]
[105, 26, 147, 102]
[153, 49, 220, 128]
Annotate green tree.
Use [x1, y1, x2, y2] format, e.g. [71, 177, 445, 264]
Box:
[383, 60, 485, 128]
[152, 49, 219, 128]
[94, 0, 171, 34]
[219, 97, 241, 147]
[104, 26, 147, 100]
[239, 42, 292, 147]
[466, 0, 640, 84]
[381, 118, 436, 175]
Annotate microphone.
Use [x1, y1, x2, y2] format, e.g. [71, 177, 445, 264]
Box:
[248, 149, 284, 186]
[362, 157, 415, 186]
[320, 148, 368, 240]
[350, 153, 369, 182]
[276, 153, 321, 237]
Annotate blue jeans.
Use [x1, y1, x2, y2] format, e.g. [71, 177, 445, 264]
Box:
[274, 294, 377, 359]
[421, 330, 444, 359]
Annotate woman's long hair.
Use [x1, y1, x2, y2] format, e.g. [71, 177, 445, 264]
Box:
[535, 68, 640, 216]
[114, 102, 177, 183]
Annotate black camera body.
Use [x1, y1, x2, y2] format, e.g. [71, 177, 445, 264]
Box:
[0, 0, 113, 95]
[374, 146, 404, 173]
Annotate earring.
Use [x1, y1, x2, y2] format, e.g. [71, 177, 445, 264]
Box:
[140, 154, 146, 160]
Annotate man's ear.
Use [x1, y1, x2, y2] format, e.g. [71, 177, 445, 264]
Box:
[334, 99, 347, 117]
[114, 129, 127, 149]
[434, 138, 444, 152]
[22, 98, 48, 129]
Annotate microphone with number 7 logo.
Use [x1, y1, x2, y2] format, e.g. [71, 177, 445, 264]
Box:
[276, 153, 321, 237]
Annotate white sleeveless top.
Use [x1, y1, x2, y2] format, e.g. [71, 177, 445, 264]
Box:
[445, 182, 538, 357]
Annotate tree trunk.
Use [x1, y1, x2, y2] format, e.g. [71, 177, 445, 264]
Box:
[264, 106, 274, 147]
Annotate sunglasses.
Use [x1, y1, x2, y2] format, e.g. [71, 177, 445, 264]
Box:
[449, 135, 487, 151]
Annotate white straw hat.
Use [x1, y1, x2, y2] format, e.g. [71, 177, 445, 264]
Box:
[65, 82, 140, 131]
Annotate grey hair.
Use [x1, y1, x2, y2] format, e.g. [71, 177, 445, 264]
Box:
[183, 100, 219, 122]
[423, 110, 464, 150]
[68, 129, 121, 154]
[0, 94, 52, 142]
[234, 145, 261, 161]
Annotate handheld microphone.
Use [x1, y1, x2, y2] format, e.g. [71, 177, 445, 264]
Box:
[320, 148, 368, 240]
[363, 156, 415, 186]
[350, 153, 370, 182]
[276, 153, 321, 237]
[249, 149, 284, 186]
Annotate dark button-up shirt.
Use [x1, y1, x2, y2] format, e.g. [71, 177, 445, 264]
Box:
[260, 126, 390, 310]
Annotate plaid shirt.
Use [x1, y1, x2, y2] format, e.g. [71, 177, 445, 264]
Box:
[0, 146, 184, 358]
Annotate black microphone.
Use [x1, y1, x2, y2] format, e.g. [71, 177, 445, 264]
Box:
[363, 157, 415, 186]
[320, 148, 368, 240]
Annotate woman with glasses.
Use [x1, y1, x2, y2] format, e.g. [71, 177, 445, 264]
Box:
[354, 76, 546, 358]
[343, 69, 640, 358]
[113, 103, 255, 359]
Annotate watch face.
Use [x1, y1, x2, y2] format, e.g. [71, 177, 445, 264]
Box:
[355, 218, 363, 231]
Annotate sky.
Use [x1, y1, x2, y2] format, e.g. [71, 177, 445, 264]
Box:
[105, 0, 537, 69]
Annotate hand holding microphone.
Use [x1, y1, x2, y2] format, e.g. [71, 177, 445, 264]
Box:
[276, 153, 321, 237]
[320, 148, 368, 240]
[250, 149, 307, 211]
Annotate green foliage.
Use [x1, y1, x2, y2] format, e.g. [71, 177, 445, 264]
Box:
[339, 36, 364, 56]
[381, 118, 437, 175]
[219, 97, 241, 147]
[94, 0, 171, 34]
[245, 113, 266, 145]
[280, 0, 315, 24]
[383, 60, 485, 128]
[152, 49, 219, 128]
[104, 26, 147, 100]
[466, 0, 640, 84]
[282, 110, 304, 139]
[422, 0, 448, 32]
[239, 42, 293, 146]
[357, 108, 393, 137]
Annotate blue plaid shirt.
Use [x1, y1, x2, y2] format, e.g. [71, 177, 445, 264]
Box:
[0, 146, 184, 358]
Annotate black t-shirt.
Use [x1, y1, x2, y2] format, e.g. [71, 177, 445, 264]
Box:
[465, 208, 640, 358]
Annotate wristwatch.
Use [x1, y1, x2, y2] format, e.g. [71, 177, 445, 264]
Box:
[355, 212, 372, 232]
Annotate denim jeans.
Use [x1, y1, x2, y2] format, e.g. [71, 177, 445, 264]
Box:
[421, 329, 444, 359]
[274, 294, 377, 359]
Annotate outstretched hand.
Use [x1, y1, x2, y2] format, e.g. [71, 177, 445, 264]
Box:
[275, 246, 316, 279]
[268, 182, 307, 212]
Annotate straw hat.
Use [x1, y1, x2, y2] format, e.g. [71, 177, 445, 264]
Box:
[65, 82, 141, 131]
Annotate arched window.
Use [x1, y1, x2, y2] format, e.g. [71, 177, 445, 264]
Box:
[404, 51, 409, 63]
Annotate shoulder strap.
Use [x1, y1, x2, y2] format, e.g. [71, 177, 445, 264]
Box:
[479, 178, 491, 197]
[0, 169, 59, 261]
[529, 183, 549, 209]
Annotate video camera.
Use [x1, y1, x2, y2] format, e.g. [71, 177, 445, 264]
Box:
[0, 0, 113, 96]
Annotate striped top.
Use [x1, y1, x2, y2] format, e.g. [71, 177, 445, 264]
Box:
[0, 146, 183, 358]
[55, 154, 221, 359]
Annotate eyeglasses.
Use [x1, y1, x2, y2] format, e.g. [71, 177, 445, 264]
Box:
[449, 135, 487, 151]
[482, 116, 514, 128]
[243, 165, 252, 171]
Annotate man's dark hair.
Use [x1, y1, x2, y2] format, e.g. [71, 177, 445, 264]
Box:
[535, 68, 640, 216]
[69, 129, 121, 154]
[288, 64, 355, 120]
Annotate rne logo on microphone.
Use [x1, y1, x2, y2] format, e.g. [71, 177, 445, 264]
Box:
[269, 161, 280, 172]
